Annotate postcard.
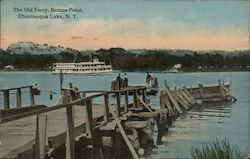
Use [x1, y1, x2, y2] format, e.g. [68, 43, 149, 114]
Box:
[0, 0, 249, 159]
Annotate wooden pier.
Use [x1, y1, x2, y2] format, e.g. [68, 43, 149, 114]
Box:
[159, 79, 236, 124]
[0, 79, 236, 159]
[0, 85, 163, 159]
[111, 77, 159, 95]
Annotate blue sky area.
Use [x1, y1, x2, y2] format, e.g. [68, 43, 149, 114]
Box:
[1, 0, 249, 50]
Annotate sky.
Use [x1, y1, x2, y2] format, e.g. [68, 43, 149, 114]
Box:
[0, 0, 249, 51]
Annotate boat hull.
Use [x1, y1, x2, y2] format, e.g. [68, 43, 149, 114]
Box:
[52, 70, 113, 74]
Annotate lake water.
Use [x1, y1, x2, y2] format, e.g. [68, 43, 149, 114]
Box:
[0, 71, 249, 158]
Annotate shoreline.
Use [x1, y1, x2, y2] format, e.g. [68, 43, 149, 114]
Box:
[1, 69, 249, 73]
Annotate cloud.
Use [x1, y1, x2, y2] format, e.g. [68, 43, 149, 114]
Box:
[1, 17, 248, 50]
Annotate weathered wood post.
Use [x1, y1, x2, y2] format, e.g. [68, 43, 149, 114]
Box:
[16, 88, 22, 108]
[218, 79, 225, 98]
[160, 91, 165, 109]
[124, 91, 129, 113]
[109, 106, 140, 159]
[164, 80, 167, 88]
[81, 92, 86, 105]
[82, 92, 86, 98]
[104, 94, 110, 123]
[3, 90, 10, 110]
[198, 83, 205, 100]
[35, 114, 47, 159]
[136, 89, 140, 107]
[183, 86, 196, 103]
[165, 87, 183, 114]
[29, 86, 35, 106]
[115, 92, 121, 116]
[163, 91, 173, 112]
[63, 90, 75, 159]
[228, 79, 232, 95]
[133, 90, 138, 108]
[85, 98, 94, 158]
[142, 88, 146, 102]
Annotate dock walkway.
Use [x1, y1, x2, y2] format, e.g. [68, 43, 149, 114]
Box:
[0, 104, 104, 158]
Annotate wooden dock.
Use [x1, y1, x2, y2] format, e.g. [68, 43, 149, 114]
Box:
[0, 104, 104, 158]
[0, 85, 161, 159]
[0, 79, 236, 159]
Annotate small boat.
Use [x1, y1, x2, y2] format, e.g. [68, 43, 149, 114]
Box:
[32, 84, 41, 95]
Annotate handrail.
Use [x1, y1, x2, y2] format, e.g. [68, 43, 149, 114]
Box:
[0, 85, 32, 92]
[1, 85, 35, 109]
[63, 85, 146, 94]
[0, 86, 147, 124]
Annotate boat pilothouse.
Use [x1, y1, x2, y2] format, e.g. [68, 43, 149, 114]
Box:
[52, 58, 113, 74]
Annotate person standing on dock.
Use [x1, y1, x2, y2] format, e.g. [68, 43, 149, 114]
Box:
[146, 72, 153, 86]
[117, 73, 121, 89]
[124, 73, 128, 87]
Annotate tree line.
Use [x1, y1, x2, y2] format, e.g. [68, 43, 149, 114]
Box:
[0, 48, 249, 71]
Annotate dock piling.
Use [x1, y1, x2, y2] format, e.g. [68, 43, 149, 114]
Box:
[133, 90, 138, 108]
[124, 91, 129, 113]
[16, 88, 22, 108]
[104, 94, 110, 123]
[29, 86, 35, 106]
[85, 98, 94, 158]
[35, 114, 47, 159]
[115, 92, 121, 116]
[3, 90, 10, 110]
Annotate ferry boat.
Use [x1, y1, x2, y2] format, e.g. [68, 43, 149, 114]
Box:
[52, 58, 113, 74]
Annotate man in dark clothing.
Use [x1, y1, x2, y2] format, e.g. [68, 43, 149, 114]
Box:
[146, 72, 153, 85]
[117, 74, 121, 89]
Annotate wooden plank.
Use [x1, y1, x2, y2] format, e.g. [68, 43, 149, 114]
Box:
[125, 121, 148, 129]
[176, 91, 191, 107]
[183, 87, 196, 102]
[0, 105, 47, 119]
[219, 83, 231, 95]
[179, 90, 194, 105]
[218, 80, 225, 98]
[29, 86, 35, 106]
[219, 83, 237, 101]
[137, 97, 153, 113]
[163, 93, 173, 112]
[124, 91, 129, 113]
[35, 114, 47, 159]
[115, 92, 121, 116]
[0, 85, 32, 92]
[109, 106, 139, 159]
[172, 91, 189, 110]
[104, 94, 110, 123]
[66, 106, 75, 159]
[138, 112, 158, 118]
[160, 93, 165, 109]
[177, 90, 190, 106]
[2, 140, 35, 159]
[62, 90, 75, 159]
[165, 88, 183, 113]
[99, 120, 117, 131]
[133, 90, 138, 108]
[0, 104, 105, 158]
[85, 98, 94, 158]
[3, 90, 10, 110]
[142, 88, 146, 102]
[198, 83, 205, 100]
[16, 88, 22, 108]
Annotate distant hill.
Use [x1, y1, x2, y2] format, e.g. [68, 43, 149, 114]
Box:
[6, 41, 78, 55]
